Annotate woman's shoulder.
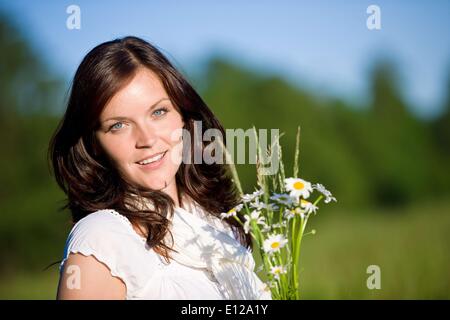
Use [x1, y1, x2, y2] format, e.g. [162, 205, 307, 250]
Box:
[73, 209, 132, 229]
[63, 209, 148, 254]
[84, 208, 149, 234]
[60, 209, 163, 298]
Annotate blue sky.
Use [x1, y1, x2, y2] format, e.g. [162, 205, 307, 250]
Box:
[1, 0, 449, 119]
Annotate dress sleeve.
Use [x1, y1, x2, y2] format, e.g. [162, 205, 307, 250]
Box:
[58, 210, 155, 297]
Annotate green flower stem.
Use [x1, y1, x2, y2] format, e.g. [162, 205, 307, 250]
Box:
[288, 195, 324, 299]
[293, 218, 304, 299]
[291, 216, 300, 298]
[275, 250, 288, 297]
[278, 207, 283, 226]
[251, 220, 274, 280]
[293, 215, 312, 299]
[313, 195, 324, 206]
[268, 254, 284, 298]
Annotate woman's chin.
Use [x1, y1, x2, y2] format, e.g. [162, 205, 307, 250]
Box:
[139, 180, 170, 191]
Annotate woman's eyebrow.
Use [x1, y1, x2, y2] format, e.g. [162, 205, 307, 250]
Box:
[102, 97, 170, 123]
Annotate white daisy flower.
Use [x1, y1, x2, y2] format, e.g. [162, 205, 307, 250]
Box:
[243, 210, 266, 234]
[270, 193, 295, 207]
[255, 264, 264, 273]
[250, 198, 279, 211]
[271, 222, 286, 229]
[220, 204, 243, 219]
[270, 265, 287, 280]
[261, 224, 271, 233]
[284, 207, 305, 220]
[300, 199, 318, 215]
[285, 177, 313, 201]
[263, 234, 288, 254]
[313, 183, 337, 203]
[242, 189, 264, 203]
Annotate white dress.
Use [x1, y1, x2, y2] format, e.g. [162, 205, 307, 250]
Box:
[58, 204, 262, 300]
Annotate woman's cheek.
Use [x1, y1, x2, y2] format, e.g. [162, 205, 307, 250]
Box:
[107, 138, 131, 165]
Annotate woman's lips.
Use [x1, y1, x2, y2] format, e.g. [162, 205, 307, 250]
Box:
[137, 151, 167, 170]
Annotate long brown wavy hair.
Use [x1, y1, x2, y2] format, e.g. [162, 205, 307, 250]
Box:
[48, 36, 252, 263]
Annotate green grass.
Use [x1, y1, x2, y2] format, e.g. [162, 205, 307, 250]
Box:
[0, 200, 449, 299]
[0, 270, 59, 300]
[298, 199, 450, 299]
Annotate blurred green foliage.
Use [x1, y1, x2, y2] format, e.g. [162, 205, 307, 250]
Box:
[200, 58, 450, 208]
[0, 15, 449, 299]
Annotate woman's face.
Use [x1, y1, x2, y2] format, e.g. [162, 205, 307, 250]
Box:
[95, 68, 184, 200]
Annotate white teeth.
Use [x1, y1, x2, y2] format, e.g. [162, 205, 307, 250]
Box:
[138, 152, 165, 165]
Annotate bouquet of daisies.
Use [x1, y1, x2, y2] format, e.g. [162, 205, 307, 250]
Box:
[220, 126, 337, 300]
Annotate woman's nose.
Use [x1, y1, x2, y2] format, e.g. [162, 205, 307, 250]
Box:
[135, 125, 157, 148]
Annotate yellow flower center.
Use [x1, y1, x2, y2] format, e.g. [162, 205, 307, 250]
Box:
[301, 199, 308, 206]
[293, 181, 304, 190]
[271, 242, 280, 249]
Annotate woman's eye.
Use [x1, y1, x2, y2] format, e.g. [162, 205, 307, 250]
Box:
[153, 107, 168, 117]
[109, 122, 124, 131]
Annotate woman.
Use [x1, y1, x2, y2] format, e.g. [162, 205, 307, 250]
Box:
[49, 36, 271, 300]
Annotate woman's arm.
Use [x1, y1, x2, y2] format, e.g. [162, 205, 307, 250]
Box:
[56, 253, 127, 300]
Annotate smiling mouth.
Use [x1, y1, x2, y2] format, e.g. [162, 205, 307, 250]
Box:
[136, 151, 167, 166]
